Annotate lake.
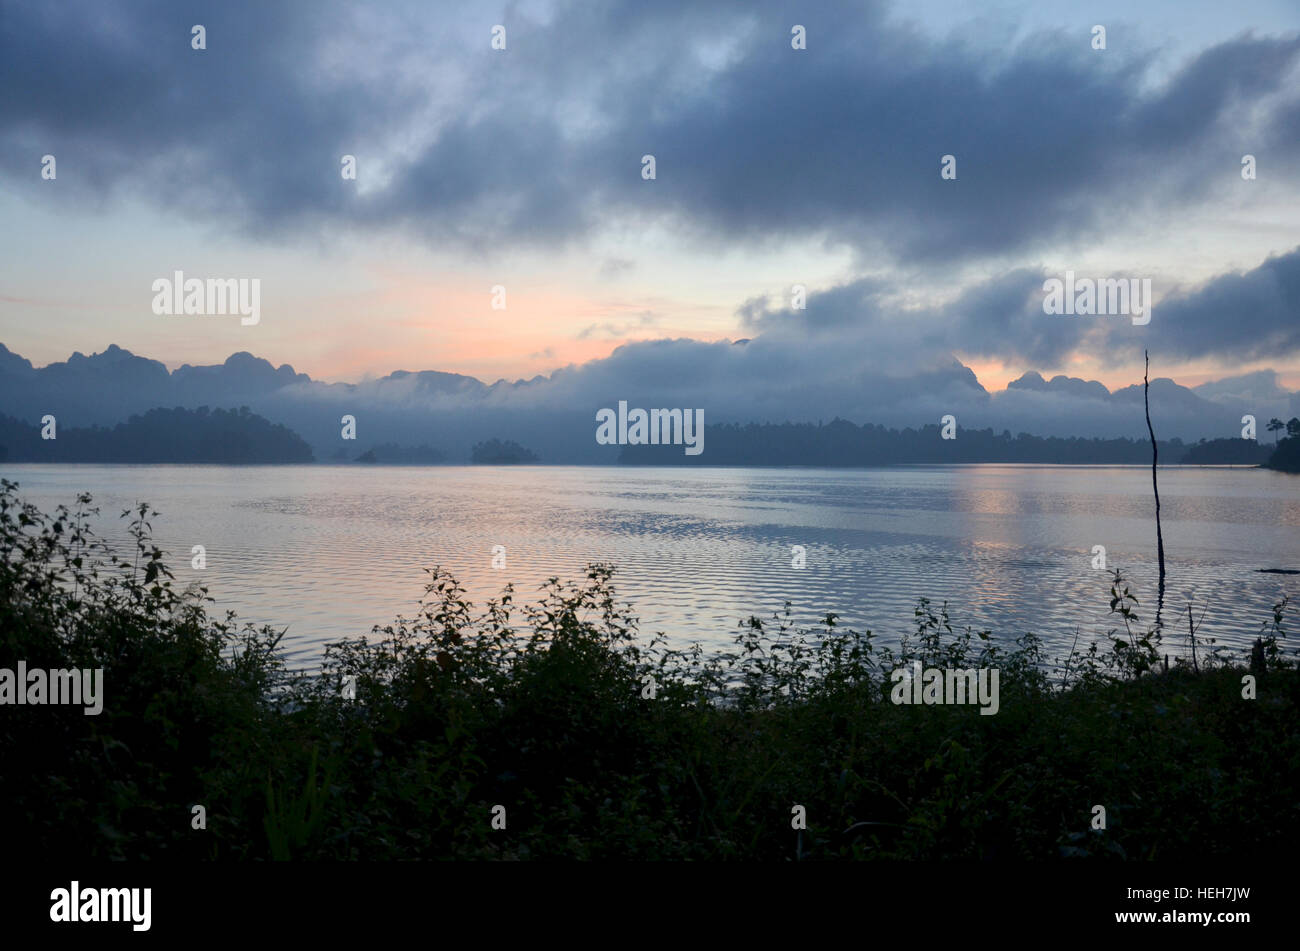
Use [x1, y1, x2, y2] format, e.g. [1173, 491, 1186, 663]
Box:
[3, 463, 1297, 670]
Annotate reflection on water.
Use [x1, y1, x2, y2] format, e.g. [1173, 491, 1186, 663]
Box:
[4, 464, 1297, 668]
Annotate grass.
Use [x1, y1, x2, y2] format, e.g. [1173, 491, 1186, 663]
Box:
[1, 478, 1296, 860]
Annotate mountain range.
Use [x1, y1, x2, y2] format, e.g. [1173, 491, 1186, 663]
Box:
[1, 343, 1297, 464]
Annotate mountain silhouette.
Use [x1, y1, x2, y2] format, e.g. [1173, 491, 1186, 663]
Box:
[1, 342, 1295, 464]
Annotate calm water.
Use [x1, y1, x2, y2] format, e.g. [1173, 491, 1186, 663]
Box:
[4, 464, 1297, 669]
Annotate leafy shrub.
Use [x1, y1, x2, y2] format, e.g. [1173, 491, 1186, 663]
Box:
[1, 479, 1296, 860]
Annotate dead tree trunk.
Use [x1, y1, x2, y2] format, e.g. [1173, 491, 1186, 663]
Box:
[1144, 351, 1166, 589]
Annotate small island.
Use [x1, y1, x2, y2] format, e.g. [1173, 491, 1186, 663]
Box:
[470, 438, 540, 464]
[0, 406, 314, 464]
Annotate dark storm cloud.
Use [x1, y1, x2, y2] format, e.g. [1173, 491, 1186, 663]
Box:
[741, 244, 1300, 369]
[940, 269, 1107, 367]
[2, 0, 1298, 262]
[1122, 246, 1300, 361]
[739, 278, 894, 335]
[741, 267, 1105, 367]
[0, 1, 416, 233]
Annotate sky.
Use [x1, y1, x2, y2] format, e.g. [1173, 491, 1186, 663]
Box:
[1, 0, 1299, 400]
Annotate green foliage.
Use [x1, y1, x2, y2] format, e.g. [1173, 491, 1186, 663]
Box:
[470, 438, 539, 464]
[264, 745, 334, 861]
[1265, 434, 1300, 472]
[616, 418, 1195, 466]
[1, 479, 1296, 860]
[0, 406, 314, 463]
[1179, 437, 1271, 465]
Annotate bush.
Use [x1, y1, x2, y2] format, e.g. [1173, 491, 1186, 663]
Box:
[1265, 435, 1300, 473]
[1, 479, 1296, 860]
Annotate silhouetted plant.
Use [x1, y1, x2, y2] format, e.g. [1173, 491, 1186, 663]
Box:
[1, 480, 1296, 861]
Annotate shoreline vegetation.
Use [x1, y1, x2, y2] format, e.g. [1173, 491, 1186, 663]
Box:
[1, 479, 1296, 860]
[1262, 430, 1300, 472]
[3, 407, 1299, 469]
[0, 407, 312, 464]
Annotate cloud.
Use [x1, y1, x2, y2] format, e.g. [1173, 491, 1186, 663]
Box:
[740, 267, 1102, 368]
[3, 0, 1298, 265]
[739, 245, 1300, 371]
[575, 310, 660, 339]
[3, 0, 1297, 433]
[1123, 247, 1300, 361]
[598, 257, 635, 279]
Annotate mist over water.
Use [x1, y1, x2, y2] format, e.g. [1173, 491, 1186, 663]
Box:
[6, 463, 1297, 669]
